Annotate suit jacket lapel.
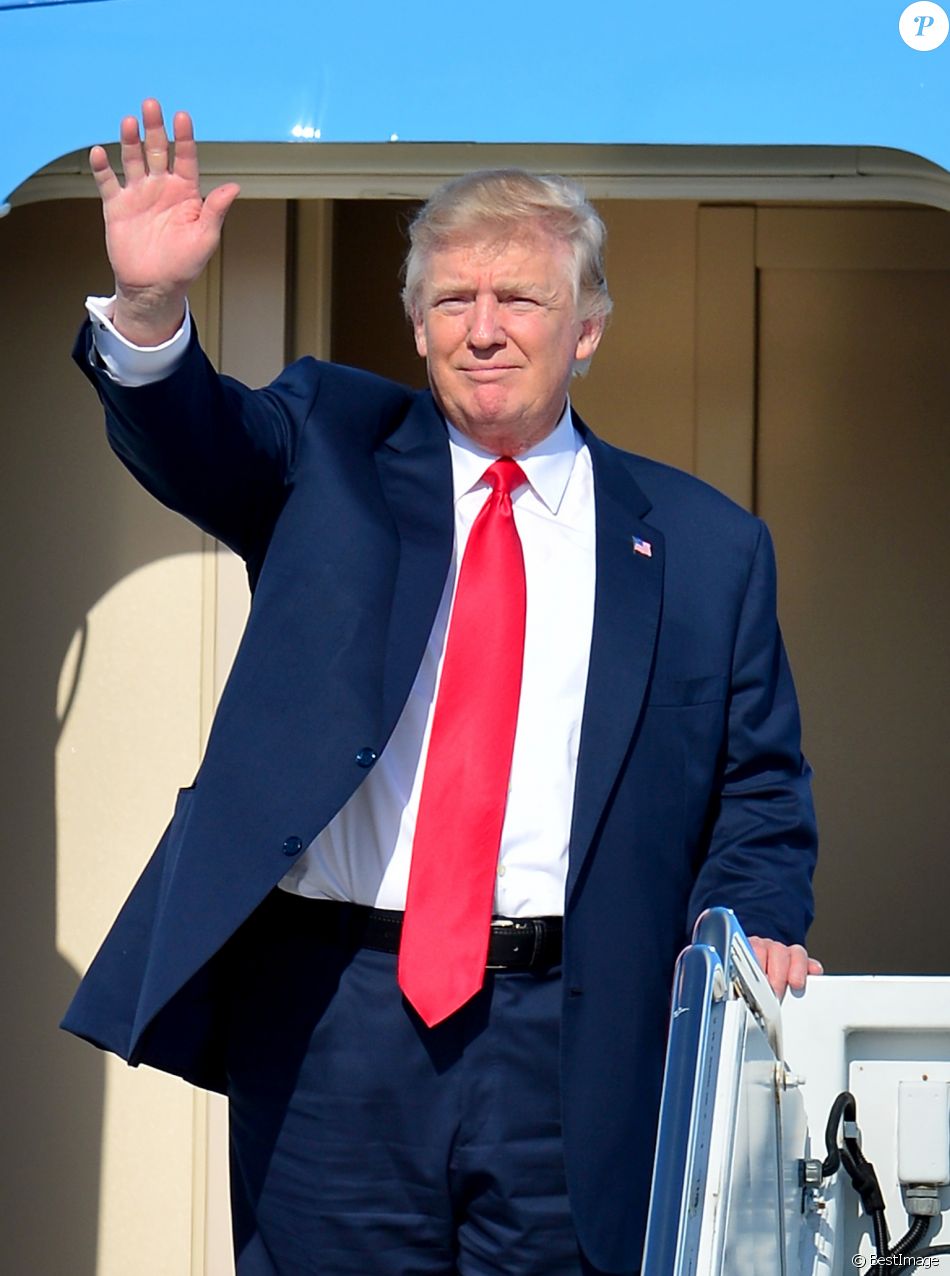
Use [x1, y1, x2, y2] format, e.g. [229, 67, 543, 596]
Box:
[567, 426, 665, 901]
[374, 391, 455, 738]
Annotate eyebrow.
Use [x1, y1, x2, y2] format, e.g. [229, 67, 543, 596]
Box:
[428, 279, 556, 300]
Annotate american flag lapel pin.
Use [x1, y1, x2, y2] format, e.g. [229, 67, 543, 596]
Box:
[631, 535, 653, 558]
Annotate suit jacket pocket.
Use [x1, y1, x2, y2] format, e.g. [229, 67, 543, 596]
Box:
[647, 674, 728, 708]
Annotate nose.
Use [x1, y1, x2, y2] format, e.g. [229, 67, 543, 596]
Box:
[467, 293, 504, 349]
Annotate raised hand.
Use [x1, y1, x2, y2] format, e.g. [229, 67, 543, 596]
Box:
[91, 98, 240, 346]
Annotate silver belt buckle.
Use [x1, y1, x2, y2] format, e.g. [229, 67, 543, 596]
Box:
[485, 918, 536, 970]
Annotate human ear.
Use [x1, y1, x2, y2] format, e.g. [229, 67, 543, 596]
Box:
[575, 316, 605, 362]
[412, 312, 428, 358]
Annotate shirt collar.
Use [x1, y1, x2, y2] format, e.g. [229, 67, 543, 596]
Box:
[445, 401, 581, 516]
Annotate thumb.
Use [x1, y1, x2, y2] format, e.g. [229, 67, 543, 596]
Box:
[201, 182, 241, 232]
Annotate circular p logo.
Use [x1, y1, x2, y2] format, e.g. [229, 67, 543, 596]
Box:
[899, 2, 949, 49]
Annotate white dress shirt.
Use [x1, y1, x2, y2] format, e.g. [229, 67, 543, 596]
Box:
[85, 297, 597, 916]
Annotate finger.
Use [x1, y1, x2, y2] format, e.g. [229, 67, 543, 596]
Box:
[807, 958, 824, 976]
[765, 945, 791, 998]
[171, 110, 198, 185]
[784, 944, 810, 991]
[749, 937, 790, 998]
[119, 114, 146, 183]
[89, 145, 122, 201]
[141, 97, 169, 176]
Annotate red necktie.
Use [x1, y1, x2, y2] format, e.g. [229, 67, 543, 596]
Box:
[398, 458, 527, 1027]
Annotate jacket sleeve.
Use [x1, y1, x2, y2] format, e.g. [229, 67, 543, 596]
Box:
[72, 319, 321, 562]
[686, 519, 818, 946]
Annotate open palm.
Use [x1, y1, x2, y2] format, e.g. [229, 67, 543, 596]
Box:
[91, 99, 239, 339]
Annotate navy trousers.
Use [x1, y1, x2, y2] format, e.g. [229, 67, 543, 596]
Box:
[223, 891, 636, 1276]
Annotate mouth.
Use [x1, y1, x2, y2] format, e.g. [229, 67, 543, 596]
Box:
[459, 364, 519, 378]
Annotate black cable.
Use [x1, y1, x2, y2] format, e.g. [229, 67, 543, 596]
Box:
[836, 1122, 889, 1256]
[821, 1091, 855, 1179]
[821, 1092, 950, 1263]
[890, 1214, 930, 1257]
[821, 1089, 925, 1261]
[869, 1208, 889, 1260]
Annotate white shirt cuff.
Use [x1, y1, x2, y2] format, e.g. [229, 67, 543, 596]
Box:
[84, 295, 192, 387]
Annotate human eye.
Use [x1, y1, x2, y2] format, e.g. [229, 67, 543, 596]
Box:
[504, 294, 541, 312]
[433, 293, 471, 314]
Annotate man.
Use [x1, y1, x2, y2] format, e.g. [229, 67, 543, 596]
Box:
[64, 100, 820, 1275]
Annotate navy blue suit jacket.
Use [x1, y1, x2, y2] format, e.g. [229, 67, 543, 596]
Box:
[63, 323, 817, 1272]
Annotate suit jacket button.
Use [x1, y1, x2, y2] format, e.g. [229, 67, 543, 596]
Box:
[355, 747, 378, 768]
[282, 836, 303, 856]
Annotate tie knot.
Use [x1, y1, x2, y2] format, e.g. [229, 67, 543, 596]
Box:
[484, 458, 525, 498]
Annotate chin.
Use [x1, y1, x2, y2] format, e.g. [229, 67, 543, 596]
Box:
[467, 383, 513, 417]
[460, 421, 539, 459]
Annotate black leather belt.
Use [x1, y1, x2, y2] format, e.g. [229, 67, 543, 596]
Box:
[274, 893, 562, 971]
